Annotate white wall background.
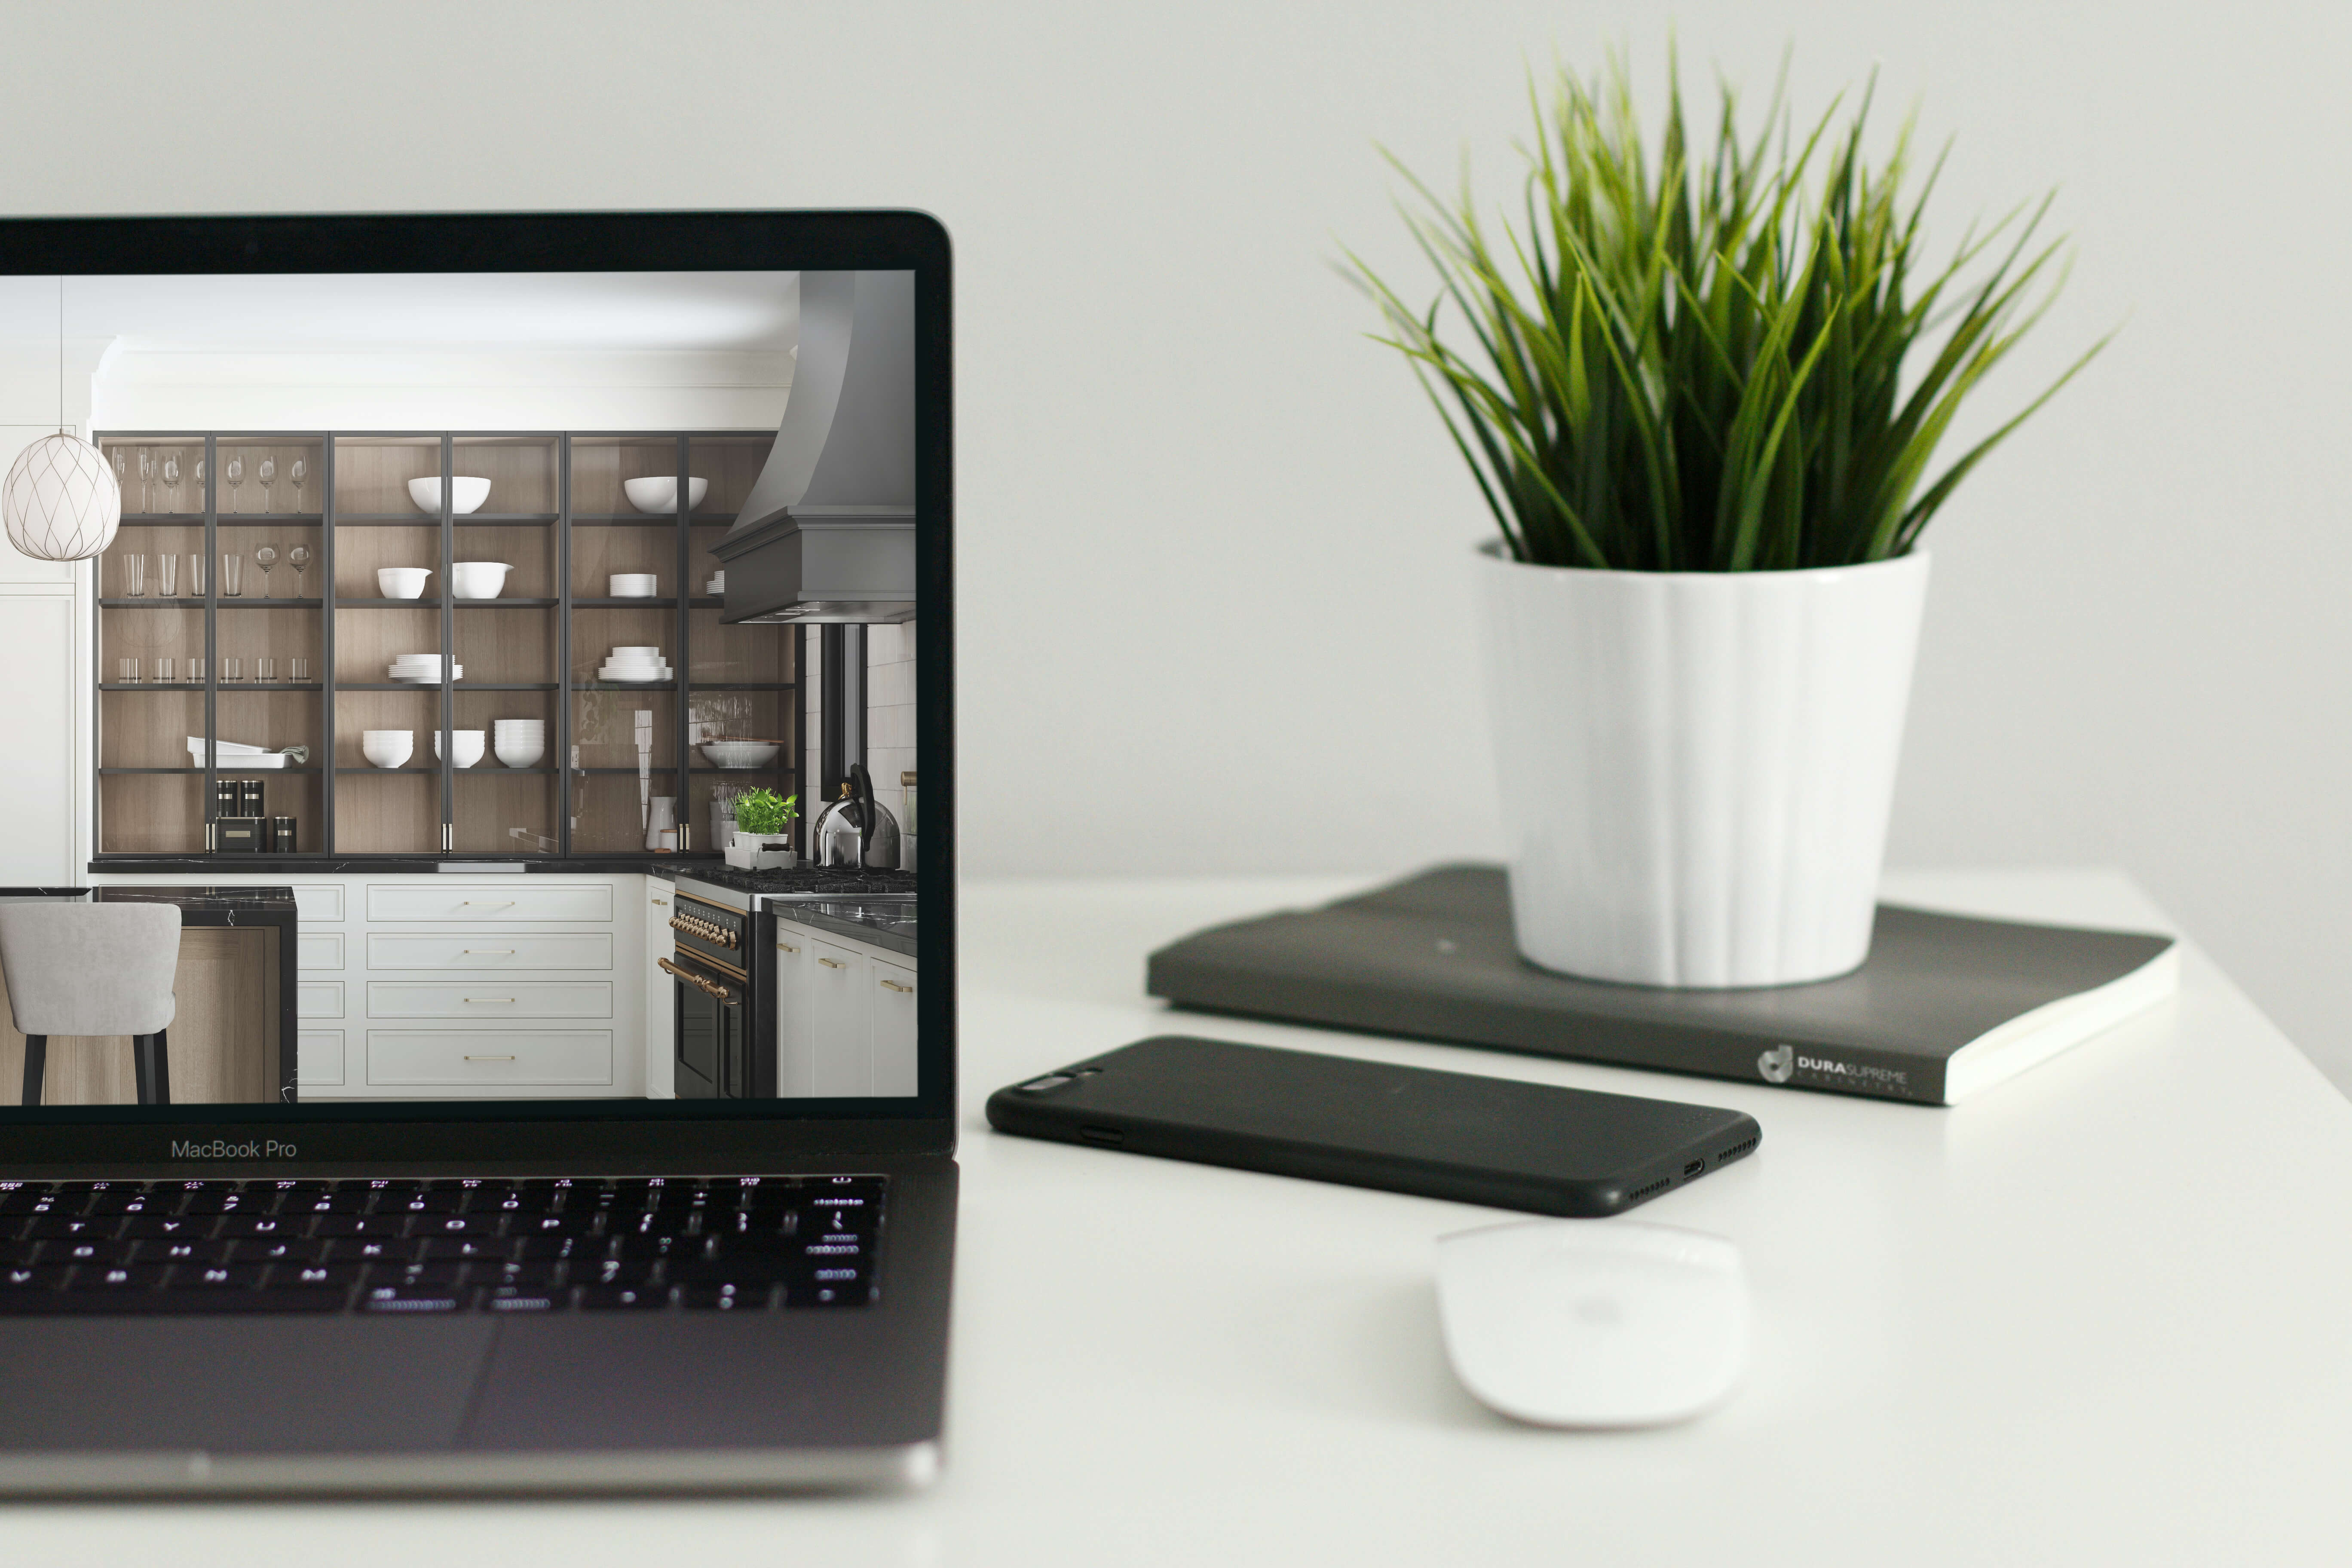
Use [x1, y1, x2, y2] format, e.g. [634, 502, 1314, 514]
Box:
[0, 0, 2343, 1085]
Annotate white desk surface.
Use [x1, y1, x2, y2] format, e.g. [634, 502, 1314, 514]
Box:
[17, 869, 2352, 1565]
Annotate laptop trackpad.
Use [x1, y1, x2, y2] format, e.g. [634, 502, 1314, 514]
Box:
[0, 1317, 496, 1454]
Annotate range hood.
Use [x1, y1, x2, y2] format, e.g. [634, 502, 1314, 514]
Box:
[715, 270, 916, 624]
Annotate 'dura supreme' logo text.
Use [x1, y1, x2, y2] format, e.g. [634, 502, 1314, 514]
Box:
[1756, 1046, 1795, 1084]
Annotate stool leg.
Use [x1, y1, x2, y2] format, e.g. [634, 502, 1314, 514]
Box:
[133, 1035, 153, 1105]
[20, 1035, 43, 1107]
[151, 1029, 171, 1107]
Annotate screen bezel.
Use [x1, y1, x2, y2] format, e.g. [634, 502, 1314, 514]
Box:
[0, 211, 955, 1167]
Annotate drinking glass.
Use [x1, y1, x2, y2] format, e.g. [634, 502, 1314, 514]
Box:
[117, 658, 139, 685]
[155, 657, 175, 683]
[220, 553, 243, 597]
[161, 451, 181, 512]
[257, 657, 277, 683]
[159, 553, 178, 597]
[122, 554, 146, 598]
[224, 453, 244, 513]
[187, 553, 207, 597]
[136, 447, 153, 512]
[222, 657, 242, 684]
[187, 657, 205, 685]
[289, 456, 307, 513]
[254, 544, 279, 598]
[258, 453, 277, 511]
[289, 656, 309, 683]
[287, 544, 312, 596]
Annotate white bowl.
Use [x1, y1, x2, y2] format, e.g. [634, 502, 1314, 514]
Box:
[378, 567, 432, 599]
[494, 740, 546, 769]
[432, 729, 487, 768]
[699, 739, 782, 770]
[608, 573, 658, 597]
[361, 731, 413, 769]
[451, 561, 511, 600]
[622, 476, 708, 514]
[408, 475, 491, 515]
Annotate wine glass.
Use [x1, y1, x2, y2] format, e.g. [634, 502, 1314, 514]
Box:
[136, 447, 153, 512]
[289, 455, 307, 513]
[254, 544, 279, 599]
[257, 453, 277, 512]
[110, 449, 127, 509]
[193, 456, 206, 513]
[160, 450, 181, 512]
[288, 543, 312, 597]
[225, 453, 244, 514]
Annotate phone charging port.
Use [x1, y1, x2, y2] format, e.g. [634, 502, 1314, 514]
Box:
[1079, 1126, 1125, 1147]
[1683, 1158, 1706, 1177]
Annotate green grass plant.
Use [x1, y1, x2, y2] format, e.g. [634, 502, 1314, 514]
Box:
[1350, 50, 2110, 571]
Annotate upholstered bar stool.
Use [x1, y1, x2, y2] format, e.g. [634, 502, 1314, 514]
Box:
[0, 902, 180, 1106]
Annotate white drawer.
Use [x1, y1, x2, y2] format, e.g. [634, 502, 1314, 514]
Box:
[367, 884, 614, 923]
[366, 932, 614, 972]
[297, 932, 344, 971]
[294, 884, 344, 922]
[367, 1030, 613, 1086]
[297, 982, 344, 1019]
[366, 982, 613, 1020]
[298, 1029, 345, 1086]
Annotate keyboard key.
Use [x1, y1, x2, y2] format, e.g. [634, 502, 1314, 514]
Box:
[274, 1264, 364, 1289]
[69, 1265, 172, 1289]
[120, 1216, 214, 1241]
[179, 1264, 270, 1288]
[147, 1289, 346, 1315]
[0, 1265, 70, 1290]
[579, 1285, 668, 1311]
[23, 1217, 119, 1240]
[358, 1286, 462, 1314]
[415, 1237, 511, 1261]
[144, 1239, 236, 1265]
[322, 1238, 409, 1265]
[312, 1215, 406, 1240]
[786, 1279, 875, 1308]
[477, 1286, 568, 1313]
[410, 1213, 501, 1239]
[680, 1283, 772, 1311]
[217, 1215, 301, 1240]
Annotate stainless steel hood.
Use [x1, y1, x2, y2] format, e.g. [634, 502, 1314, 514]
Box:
[715, 270, 917, 624]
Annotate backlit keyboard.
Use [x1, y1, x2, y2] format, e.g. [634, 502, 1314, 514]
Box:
[0, 1175, 883, 1315]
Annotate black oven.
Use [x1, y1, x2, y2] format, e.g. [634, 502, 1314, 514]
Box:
[662, 891, 770, 1098]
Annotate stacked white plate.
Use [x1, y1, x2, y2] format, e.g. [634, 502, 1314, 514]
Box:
[389, 654, 461, 684]
[598, 646, 671, 684]
[493, 718, 546, 769]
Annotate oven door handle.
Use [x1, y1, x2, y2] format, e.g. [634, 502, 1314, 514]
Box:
[658, 956, 735, 1002]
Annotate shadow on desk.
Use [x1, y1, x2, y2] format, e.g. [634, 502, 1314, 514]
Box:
[0, 927, 277, 1105]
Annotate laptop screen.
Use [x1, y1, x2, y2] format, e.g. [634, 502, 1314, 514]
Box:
[0, 214, 952, 1158]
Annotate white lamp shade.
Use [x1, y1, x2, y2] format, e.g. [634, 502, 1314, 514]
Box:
[3, 433, 121, 563]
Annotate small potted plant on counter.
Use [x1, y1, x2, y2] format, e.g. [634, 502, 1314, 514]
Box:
[726, 788, 799, 871]
[1351, 51, 2108, 987]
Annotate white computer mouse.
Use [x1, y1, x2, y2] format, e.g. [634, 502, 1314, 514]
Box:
[1435, 1218, 1748, 1428]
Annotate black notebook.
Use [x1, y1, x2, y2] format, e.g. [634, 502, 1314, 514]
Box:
[1145, 865, 2179, 1106]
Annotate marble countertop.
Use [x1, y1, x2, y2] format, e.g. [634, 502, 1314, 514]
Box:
[0, 885, 297, 925]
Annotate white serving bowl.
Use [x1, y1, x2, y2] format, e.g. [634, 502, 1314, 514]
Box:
[494, 739, 546, 769]
[432, 729, 487, 768]
[450, 561, 511, 600]
[608, 573, 658, 597]
[698, 739, 782, 770]
[407, 475, 491, 515]
[622, 476, 707, 514]
[361, 730, 413, 769]
[378, 567, 432, 599]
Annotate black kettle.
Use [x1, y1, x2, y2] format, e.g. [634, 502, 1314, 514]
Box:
[812, 762, 902, 868]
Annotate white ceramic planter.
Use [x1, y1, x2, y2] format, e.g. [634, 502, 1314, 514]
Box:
[1474, 544, 1931, 987]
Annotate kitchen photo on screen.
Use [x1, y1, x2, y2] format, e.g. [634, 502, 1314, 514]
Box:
[3, 267, 921, 1108]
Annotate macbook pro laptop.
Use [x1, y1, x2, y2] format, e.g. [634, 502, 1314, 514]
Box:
[0, 211, 955, 1492]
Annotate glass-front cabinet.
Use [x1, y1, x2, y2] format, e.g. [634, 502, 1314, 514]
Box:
[92, 431, 796, 863]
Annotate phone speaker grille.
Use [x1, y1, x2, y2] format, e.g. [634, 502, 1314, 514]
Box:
[1717, 1135, 1759, 1163]
[1626, 1178, 1673, 1205]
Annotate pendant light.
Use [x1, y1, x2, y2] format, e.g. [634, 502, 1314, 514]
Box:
[2, 279, 120, 563]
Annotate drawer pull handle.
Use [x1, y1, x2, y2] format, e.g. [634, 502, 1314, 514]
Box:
[463, 1055, 517, 1063]
[460, 900, 515, 908]
[651, 898, 668, 906]
[657, 957, 732, 1001]
[879, 979, 913, 993]
[778, 943, 799, 954]
[463, 949, 514, 956]
[817, 958, 847, 970]
[464, 997, 516, 1004]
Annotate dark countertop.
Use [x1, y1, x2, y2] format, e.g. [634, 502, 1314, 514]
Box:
[0, 885, 297, 926]
[655, 864, 917, 899]
[765, 902, 917, 959]
[89, 856, 713, 876]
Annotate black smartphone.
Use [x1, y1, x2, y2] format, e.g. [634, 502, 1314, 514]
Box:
[985, 1035, 1761, 1217]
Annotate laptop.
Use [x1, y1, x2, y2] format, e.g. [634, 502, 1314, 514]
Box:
[0, 212, 956, 1493]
